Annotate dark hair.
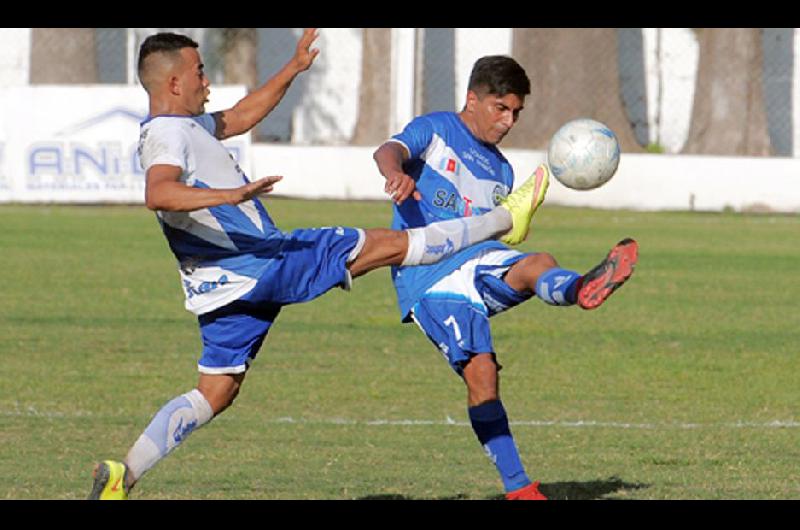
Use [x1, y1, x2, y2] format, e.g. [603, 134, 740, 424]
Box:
[467, 55, 530, 98]
[137, 32, 199, 79]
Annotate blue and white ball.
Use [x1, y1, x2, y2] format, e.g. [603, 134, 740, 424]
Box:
[547, 118, 620, 190]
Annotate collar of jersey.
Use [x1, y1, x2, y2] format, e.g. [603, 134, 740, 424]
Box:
[141, 114, 199, 126]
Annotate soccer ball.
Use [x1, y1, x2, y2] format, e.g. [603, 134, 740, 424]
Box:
[547, 118, 620, 190]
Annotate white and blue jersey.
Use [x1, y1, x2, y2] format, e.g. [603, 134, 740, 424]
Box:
[388, 112, 516, 320]
[138, 114, 363, 317]
[140, 113, 364, 373]
[138, 114, 284, 315]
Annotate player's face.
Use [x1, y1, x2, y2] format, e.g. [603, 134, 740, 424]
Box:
[467, 91, 525, 145]
[176, 47, 210, 115]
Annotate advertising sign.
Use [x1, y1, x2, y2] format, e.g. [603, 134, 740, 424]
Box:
[0, 85, 249, 203]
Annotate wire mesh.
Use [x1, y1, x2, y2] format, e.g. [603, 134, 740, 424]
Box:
[4, 28, 795, 156]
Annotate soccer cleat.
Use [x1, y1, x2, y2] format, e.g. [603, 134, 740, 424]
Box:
[88, 460, 130, 500]
[577, 238, 639, 310]
[499, 163, 550, 245]
[506, 481, 548, 500]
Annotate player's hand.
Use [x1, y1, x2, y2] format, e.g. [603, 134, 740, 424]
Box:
[292, 28, 320, 73]
[235, 175, 283, 203]
[384, 170, 421, 205]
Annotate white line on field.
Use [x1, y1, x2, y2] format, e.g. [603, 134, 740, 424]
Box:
[3, 405, 799, 430]
[1, 404, 94, 418]
[271, 416, 800, 430]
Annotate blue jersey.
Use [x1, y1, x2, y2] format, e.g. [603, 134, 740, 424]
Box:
[388, 112, 516, 320]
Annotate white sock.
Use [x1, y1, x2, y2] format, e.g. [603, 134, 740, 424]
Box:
[402, 207, 512, 266]
[124, 389, 214, 483]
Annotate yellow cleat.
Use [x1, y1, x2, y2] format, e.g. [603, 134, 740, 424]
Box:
[88, 460, 129, 500]
[499, 163, 550, 245]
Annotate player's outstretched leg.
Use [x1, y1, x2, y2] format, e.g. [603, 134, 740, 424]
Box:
[498, 163, 550, 246]
[577, 238, 639, 310]
[351, 165, 548, 274]
[88, 460, 130, 500]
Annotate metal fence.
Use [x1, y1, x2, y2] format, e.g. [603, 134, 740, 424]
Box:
[2, 28, 796, 156]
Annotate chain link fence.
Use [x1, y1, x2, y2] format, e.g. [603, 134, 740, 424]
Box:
[1, 28, 796, 156]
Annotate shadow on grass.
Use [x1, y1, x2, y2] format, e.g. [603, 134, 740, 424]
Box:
[358, 476, 649, 500]
[535, 476, 650, 500]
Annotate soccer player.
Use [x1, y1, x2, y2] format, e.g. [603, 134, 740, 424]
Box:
[373, 55, 638, 500]
[88, 30, 550, 500]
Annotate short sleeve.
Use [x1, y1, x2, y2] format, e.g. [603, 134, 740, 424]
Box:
[390, 115, 435, 160]
[138, 122, 189, 172]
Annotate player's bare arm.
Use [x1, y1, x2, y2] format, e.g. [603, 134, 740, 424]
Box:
[213, 28, 320, 140]
[373, 141, 421, 205]
[144, 164, 282, 212]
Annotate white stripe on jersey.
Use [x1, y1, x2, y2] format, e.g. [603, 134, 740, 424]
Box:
[239, 200, 264, 234]
[421, 133, 509, 210]
[139, 115, 274, 315]
[425, 247, 523, 309]
[159, 209, 239, 251]
[179, 265, 258, 315]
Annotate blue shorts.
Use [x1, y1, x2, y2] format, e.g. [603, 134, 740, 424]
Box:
[197, 226, 365, 374]
[410, 248, 533, 376]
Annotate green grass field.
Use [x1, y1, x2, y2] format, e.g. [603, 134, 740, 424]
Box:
[1, 199, 798, 500]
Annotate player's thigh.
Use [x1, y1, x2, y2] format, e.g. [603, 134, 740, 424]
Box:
[411, 296, 495, 377]
[501, 252, 559, 293]
[409, 249, 533, 374]
[245, 227, 365, 304]
[474, 252, 536, 316]
[197, 300, 281, 376]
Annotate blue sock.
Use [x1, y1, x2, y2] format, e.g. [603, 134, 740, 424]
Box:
[535, 267, 582, 306]
[468, 400, 531, 492]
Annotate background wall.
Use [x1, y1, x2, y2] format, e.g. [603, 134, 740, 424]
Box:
[0, 28, 798, 212]
[251, 144, 800, 213]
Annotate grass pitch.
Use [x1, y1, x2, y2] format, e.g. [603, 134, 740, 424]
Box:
[0, 200, 798, 500]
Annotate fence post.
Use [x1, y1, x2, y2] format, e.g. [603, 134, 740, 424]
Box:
[390, 28, 416, 136]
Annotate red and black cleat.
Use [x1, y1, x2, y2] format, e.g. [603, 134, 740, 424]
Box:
[577, 238, 639, 310]
[506, 481, 548, 500]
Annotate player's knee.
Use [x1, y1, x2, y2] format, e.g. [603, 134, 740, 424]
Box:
[522, 252, 559, 282]
[351, 229, 407, 276]
[506, 253, 559, 292]
[463, 354, 499, 406]
[224, 383, 242, 407]
[468, 387, 499, 407]
[531, 252, 558, 271]
[198, 377, 243, 416]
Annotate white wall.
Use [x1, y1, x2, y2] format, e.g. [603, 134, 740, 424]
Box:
[253, 144, 800, 213]
[291, 28, 362, 144]
[252, 144, 382, 200]
[0, 28, 30, 86]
